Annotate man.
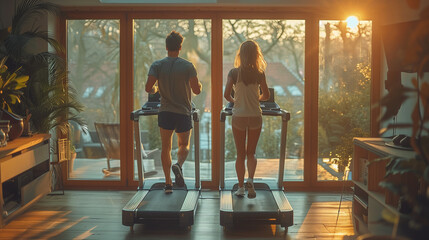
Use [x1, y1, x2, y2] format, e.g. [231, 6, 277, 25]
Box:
[145, 31, 202, 193]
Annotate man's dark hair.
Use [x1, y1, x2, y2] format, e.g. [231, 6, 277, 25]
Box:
[166, 31, 183, 51]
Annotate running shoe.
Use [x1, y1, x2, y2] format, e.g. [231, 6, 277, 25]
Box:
[246, 181, 256, 199]
[164, 184, 173, 194]
[234, 186, 245, 197]
[172, 163, 185, 187]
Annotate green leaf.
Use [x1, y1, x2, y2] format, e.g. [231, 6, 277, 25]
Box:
[379, 86, 415, 122]
[421, 82, 429, 123]
[14, 76, 28, 89]
[384, 157, 425, 177]
[9, 94, 19, 104]
[424, 166, 429, 183]
[0, 65, 7, 74]
[368, 156, 391, 165]
[420, 136, 429, 161]
[412, 97, 420, 138]
[379, 181, 403, 195]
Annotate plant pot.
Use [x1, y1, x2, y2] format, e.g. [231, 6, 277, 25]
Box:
[0, 109, 24, 140]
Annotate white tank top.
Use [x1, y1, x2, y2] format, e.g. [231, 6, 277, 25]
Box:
[232, 70, 262, 117]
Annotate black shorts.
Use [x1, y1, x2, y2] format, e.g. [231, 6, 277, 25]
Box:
[158, 111, 193, 133]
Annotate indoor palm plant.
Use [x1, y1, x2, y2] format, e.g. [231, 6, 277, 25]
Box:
[0, 0, 85, 135]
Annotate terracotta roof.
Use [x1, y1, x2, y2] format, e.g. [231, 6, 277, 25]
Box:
[223, 62, 302, 87]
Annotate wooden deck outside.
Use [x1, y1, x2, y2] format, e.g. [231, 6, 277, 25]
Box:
[68, 157, 340, 182]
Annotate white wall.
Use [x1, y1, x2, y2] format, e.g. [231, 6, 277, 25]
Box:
[379, 1, 429, 137]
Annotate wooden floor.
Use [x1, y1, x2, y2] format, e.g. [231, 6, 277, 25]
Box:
[0, 190, 356, 240]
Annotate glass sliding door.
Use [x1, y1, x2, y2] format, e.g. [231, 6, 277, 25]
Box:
[133, 19, 212, 181]
[222, 19, 305, 182]
[66, 19, 121, 180]
[317, 19, 372, 181]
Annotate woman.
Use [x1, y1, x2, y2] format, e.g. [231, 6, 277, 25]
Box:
[224, 40, 270, 198]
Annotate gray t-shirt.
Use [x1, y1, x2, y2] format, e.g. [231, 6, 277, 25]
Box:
[148, 57, 197, 115]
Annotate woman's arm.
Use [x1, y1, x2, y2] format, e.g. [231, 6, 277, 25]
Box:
[224, 76, 235, 103]
[258, 75, 270, 101]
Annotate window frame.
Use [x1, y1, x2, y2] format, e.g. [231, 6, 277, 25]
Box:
[58, 6, 380, 191]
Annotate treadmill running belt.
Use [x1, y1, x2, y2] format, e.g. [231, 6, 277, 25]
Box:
[232, 190, 278, 212]
[137, 189, 187, 212]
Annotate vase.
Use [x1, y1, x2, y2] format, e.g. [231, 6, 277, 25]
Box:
[0, 109, 24, 140]
[0, 129, 6, 147]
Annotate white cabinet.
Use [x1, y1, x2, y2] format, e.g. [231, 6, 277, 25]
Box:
[352, 138, 418, 237]
[0, 134, 51, 227]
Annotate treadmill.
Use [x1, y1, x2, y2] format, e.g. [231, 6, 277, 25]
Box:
[122, 106, 200, 230]
[219, 104, 293, 229]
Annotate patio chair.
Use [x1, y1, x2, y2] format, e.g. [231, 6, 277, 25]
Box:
[94, 122, 158, 176]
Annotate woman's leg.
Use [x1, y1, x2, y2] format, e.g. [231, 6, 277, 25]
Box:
[246, 124, 262, 198]
[246, 126, 262, 180]
[232, 126, 247, 188]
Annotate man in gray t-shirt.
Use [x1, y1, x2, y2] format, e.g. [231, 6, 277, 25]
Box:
[148, 56, 197, 115]
[145, 31, 202, 193]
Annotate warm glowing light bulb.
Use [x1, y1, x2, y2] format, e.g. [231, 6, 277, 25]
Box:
[346, 16, 359, 29]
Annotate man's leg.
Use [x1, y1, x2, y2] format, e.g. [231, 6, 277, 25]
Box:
[160, 127, 174, 185]
[176, 130, 191, 166]
[172, 130, 191, 187]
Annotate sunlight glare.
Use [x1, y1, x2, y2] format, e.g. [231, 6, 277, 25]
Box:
[346, 16, 359, 30]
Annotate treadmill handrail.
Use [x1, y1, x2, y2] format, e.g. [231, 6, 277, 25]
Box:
[219, 108, 290, 189]
[132, 108, 200, 189]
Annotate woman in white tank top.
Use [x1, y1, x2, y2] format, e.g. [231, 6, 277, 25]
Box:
[224, 40, 270, 198]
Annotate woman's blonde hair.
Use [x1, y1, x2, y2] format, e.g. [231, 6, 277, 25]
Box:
[234, 40, 266, 72]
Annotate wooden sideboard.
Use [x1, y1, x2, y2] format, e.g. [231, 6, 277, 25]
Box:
[352, 137, 418, 237]
[0, 134, 51, 227]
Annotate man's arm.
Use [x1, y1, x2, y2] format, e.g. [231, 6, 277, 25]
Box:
[190, 76, 202, 95]
[145, 75, 158, 93]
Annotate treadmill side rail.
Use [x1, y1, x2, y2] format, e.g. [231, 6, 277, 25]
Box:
[219, 190, 233, 227]
[272, 190, 294, 227]
[219, 191, 233, 212]
[179, 190, 200, 227]
[180, 190, 200, 212]
[122, 190, 149, 226]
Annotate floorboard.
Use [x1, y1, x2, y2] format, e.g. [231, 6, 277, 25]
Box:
[0, 190, 356, 240]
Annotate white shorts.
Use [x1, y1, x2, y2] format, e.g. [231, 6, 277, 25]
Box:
[231, 116, 262, 131]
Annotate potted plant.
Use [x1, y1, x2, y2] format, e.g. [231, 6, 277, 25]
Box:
[0, 0, 86, 136]
[0, 56, 28, 140]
